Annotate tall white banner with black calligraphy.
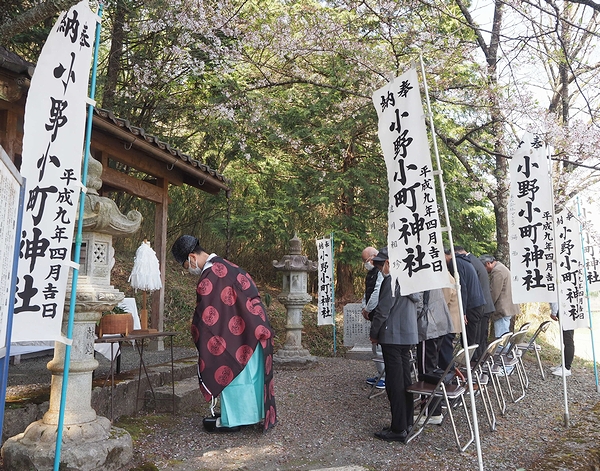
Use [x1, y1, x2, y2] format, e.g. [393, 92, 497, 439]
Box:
[508, 133, 557, 303]
[316, 237, 334, 326]
[556, 208, 587, 329]
[372, 69, 449, 295]
[13, 0, 96, 342]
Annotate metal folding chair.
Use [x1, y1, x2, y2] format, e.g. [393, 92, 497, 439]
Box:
[406, 344, 478, 452]
[516, 320, 552, 382]
[461, 337, 504, 431]
[367, 357, 386, 399]
[483, 331, 512, 416]
[494, 323, 530, 404]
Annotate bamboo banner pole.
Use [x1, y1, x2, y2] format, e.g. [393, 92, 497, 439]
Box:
[418, 54, 484, 471]
[53, 4, 103, 469]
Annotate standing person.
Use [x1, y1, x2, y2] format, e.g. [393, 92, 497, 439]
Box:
[455, 246, 495, 359]
[369, 248, 419, 442]
[444, 248, 486, 358]
[550, 302, 574, 377]
[171, 235, 277, 432]
[480, 255, 520, 338]
[415, 288, 453, 424]
[361, 246, 385, 389]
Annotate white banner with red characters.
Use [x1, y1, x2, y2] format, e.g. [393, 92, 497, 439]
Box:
[372, 68, 450, 296]
[316, 237, 334, 326]
[12, 0, 96, 342]
[508, 133, 557, 303]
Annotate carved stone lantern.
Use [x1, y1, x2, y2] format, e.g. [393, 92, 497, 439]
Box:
[272, 235, 317, 366]
[2, 157, 142, 470]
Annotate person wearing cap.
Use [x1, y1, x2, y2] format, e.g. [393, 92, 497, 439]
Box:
[361, 246, 385, 389]
[479, 254, 520, 338]
[369, 247, 419, 443]
[171, 235, 277, 433]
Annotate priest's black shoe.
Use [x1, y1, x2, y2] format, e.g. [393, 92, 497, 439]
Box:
[374, 428, 408, 443]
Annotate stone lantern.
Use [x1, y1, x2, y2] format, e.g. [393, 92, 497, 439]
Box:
[2, 157, 142, 470]
[272, 235, 318, 366]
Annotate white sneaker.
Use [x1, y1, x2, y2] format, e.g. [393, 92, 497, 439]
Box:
[551, 366, 572, 377]
[550, 365, 562, 371]
[414, 414, 443, 426]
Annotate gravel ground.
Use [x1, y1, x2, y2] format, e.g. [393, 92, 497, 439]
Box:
[125, 354, 600, 471]
[4, 347, 600, 470]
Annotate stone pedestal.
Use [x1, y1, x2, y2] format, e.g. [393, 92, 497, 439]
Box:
[1, 157, 141, 470]
[273, 235, 317, 367]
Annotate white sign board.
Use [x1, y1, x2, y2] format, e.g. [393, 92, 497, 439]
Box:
[0, 147, 23, 353]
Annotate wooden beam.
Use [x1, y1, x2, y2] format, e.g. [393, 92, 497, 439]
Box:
[100, 166, 164, 203]
[152, 177, 168, 338]
[91, 129, 185, 186]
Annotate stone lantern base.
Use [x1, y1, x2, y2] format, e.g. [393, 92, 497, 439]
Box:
[274, 346, 318, 368]
[1, 417, 132, 471]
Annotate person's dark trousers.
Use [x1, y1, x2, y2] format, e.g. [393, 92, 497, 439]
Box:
[463, 305, 484, 360]
[416, 337, 443, 416]
[381, 344, 414, 434]
[563, 329, 575, 370]
[475, 312, 492, 360]
[438, 333, 456, 371]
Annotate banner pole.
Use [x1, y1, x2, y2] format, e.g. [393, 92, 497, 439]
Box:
[53, 4, 103, 469]
[577, 198, 599, 392]
[418, 54, 483, 471]
[330, 232, 336, 356]
[547, 148, 569, 427]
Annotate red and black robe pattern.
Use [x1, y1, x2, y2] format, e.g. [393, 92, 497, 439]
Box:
[191, 256, 276, 431]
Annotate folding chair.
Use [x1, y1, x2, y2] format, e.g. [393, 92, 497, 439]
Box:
[494, 324, 530, 404]
[367, 357, 386, 399]
[516, 320, 552, 382]
[461, 337, 504, 431]
[483, 331, 512, 416]
[406, 344, 478, 452]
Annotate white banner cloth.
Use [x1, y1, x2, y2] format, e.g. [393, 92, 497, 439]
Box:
[508, 133, 557, 303]
[372, 68, 449, 295]
[12, 0, 96, 342]
[556, 208, 587, 330]
[316, 237, 334, 326]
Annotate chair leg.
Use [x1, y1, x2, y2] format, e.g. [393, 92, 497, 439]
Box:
[534, 345, 545, 380]
[489, 370, 506, 415]
[443, 389, 474, 452]
[367, 367, 386, 400]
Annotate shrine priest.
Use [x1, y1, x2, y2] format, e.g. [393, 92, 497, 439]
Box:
[171, 235, 276, 432]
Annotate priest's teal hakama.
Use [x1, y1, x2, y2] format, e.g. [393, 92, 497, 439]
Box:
[191, 255, 276, 431]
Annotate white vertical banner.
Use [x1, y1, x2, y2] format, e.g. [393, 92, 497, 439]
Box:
[508, 133, 557, 303]
[556, 208, 587, 330]
[12, 0, 96, 342]
[372, 68, 449, 296]
[316, 237, 334, 326]
[584, 238, 600, 291]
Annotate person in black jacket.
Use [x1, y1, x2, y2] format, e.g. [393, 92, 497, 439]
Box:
[444, 248, 486, 359]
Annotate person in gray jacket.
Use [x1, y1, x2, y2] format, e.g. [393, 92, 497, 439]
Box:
[414, 288, 453, 424]
[369, 247, 419, 443]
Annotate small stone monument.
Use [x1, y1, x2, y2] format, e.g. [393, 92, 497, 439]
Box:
[343, 303, 373, 360]
[272, 235, 317, 366]
[2, 157, 142, 470]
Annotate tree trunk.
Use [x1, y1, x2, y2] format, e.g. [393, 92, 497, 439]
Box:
[101, 0, 126, 110]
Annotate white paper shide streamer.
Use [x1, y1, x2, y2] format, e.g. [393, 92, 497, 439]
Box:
[129, 241, 162, 291]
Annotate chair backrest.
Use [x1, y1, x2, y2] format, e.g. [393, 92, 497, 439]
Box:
[495, 331, 514, 356]
[453, 344, 479, 371]
[516, 322, 531, 333]
[524, 320, 552, 349]
[476, 337, 505, 370]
